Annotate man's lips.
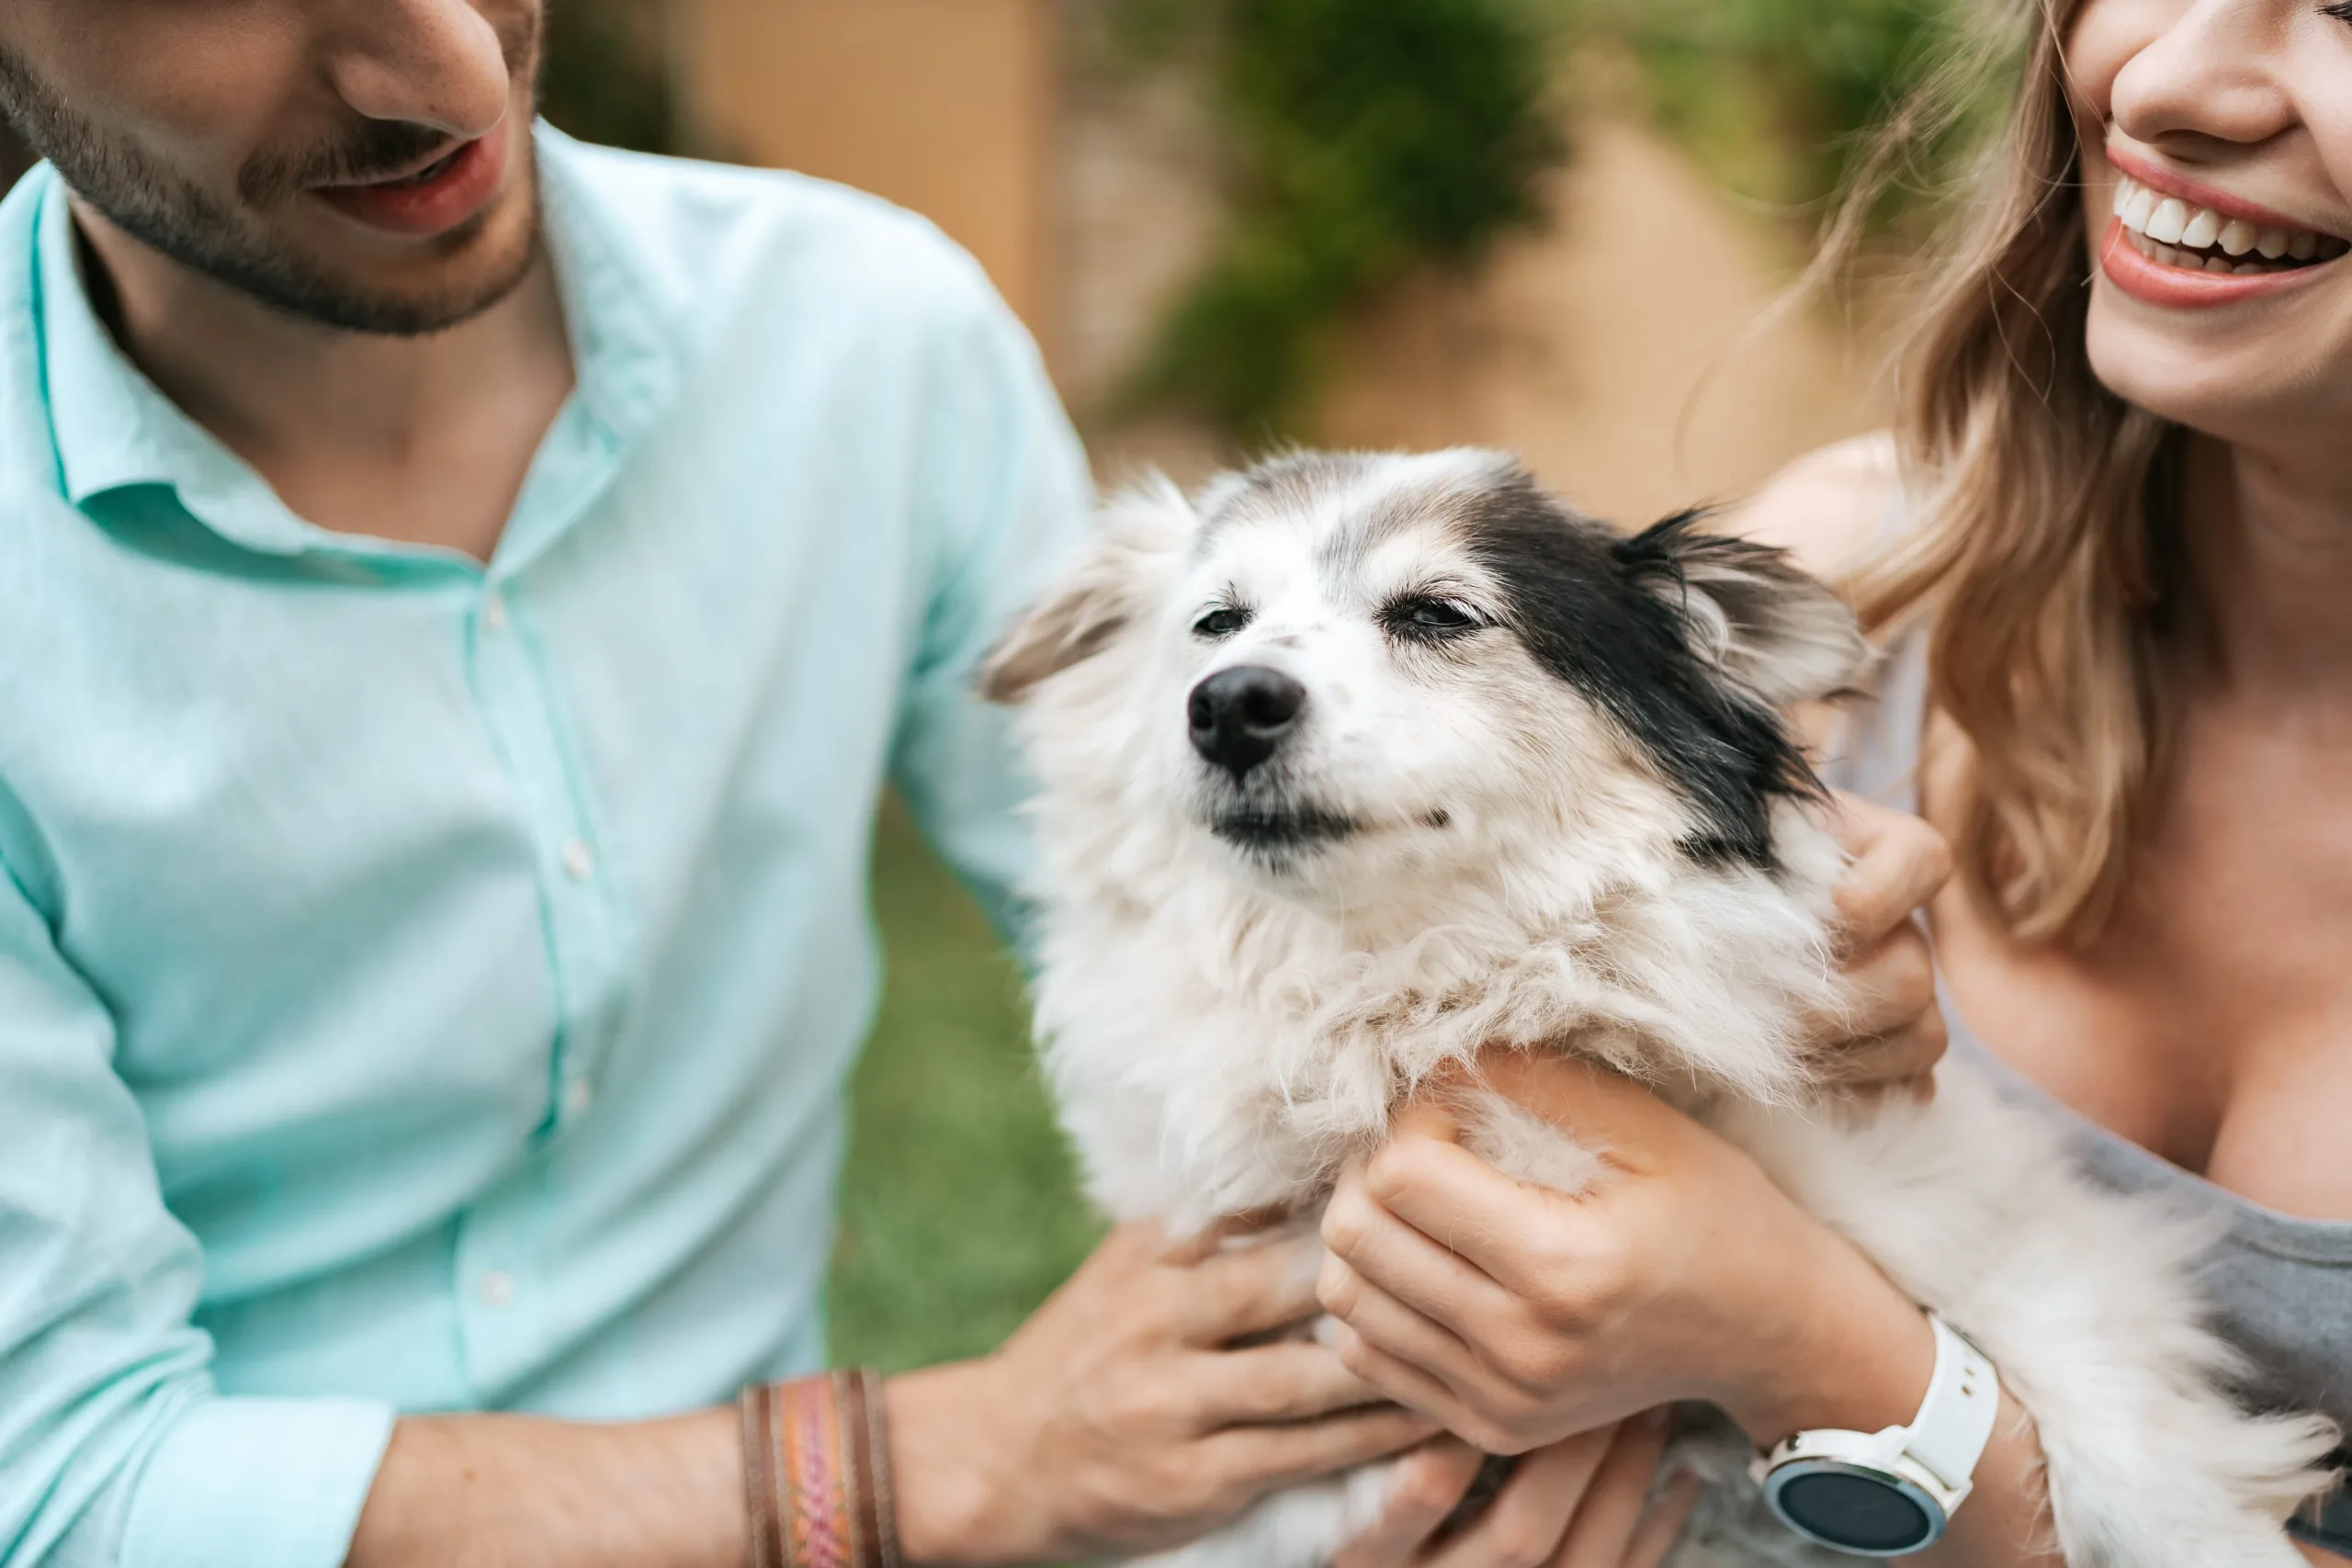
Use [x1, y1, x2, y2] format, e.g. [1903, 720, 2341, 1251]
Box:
[309, 122, 512, 239]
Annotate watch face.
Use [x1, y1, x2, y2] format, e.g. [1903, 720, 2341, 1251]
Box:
[1769, 1463, 1939, 1554]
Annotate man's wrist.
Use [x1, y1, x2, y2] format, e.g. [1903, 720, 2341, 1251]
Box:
[883, 1361, 1038, 1567]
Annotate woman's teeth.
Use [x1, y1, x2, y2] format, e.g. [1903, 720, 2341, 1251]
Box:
[2112, 174, 2347, 275]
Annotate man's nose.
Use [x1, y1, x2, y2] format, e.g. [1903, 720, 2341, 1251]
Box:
[1188, 666, 1306, 779]
[326, 0, 514, 141]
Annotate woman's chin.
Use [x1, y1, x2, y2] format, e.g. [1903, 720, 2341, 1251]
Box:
[2085, 304, 2352, 448]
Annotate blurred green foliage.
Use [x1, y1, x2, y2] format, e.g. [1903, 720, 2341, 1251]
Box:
[1606, 0, 1999, 223]
[1120, 0, 1568, 442]
[1115, 0, 2003, 442]
[538, 0, 675, 155]
[828, 801, 1102, 1373]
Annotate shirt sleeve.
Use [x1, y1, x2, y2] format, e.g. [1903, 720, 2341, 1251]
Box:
[0, 850, 393, 1568]
[888, 264, 1095, 951]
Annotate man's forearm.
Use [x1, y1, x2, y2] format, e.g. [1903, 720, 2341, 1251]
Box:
[346, 1407, 746, 1568]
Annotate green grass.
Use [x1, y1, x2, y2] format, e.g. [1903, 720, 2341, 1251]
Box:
[826, 801, 1105, 1373]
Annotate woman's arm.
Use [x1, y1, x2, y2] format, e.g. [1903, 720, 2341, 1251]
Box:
[1317, 1065, 2065, 1567]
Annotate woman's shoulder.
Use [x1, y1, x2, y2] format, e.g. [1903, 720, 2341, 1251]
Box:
[1723, 433, 1919, 770]
[1721, 431, 1902, 581]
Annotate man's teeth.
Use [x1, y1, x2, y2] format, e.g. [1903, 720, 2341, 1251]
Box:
[2111, 174, 2349, 274]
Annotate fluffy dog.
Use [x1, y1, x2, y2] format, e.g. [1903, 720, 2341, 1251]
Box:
[980, 449, 2335, 1568]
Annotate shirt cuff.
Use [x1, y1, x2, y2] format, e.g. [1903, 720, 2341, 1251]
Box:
[117, 1395, 397, 1568]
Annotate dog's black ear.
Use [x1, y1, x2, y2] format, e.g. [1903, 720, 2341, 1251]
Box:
[1614, 511, 1868, 707]
[978, 480, 1193, 705]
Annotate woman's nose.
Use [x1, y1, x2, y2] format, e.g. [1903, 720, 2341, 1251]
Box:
[324, 0, 515, 141]
[2108, 0, 2295, 152]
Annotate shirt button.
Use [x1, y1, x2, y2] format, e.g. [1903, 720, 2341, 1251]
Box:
[482, 592, 509, 633]
[560, 840, 595, 881]
[562, 1077, 594, 1118]
[479, 1269, 516, 1308]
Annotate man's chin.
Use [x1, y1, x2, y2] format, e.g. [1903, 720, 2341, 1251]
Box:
[273, 168, 545, 337]
[80, 166, 545, 340]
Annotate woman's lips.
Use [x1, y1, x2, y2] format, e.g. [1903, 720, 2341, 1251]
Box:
[2098, 217, 2337, 310]
[310, 123, 512, 239]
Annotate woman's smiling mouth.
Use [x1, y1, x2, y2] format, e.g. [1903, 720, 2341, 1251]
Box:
[2111, 171, 2347, 276]
[2098, 147, 2349, 310]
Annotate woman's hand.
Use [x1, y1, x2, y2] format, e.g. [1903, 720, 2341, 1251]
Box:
[1808, 794, 1952, 1097]
[1338, 1418, 1702, 1568]
[1317, 1056, 1937, 1457]
[888, 1221, 1438, 1565]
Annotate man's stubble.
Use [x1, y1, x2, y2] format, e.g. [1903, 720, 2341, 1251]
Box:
[0, 13, 546, 338]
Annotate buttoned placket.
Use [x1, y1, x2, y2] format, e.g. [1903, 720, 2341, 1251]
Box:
[446, 400, 638, 1377]
[37, 132, 685, 1394]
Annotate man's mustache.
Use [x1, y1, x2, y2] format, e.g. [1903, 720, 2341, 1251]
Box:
[235, 7, 538, 205]
[243, 119, 456, 202]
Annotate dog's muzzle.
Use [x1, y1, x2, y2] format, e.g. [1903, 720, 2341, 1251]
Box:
[1189, 665, 1304, 779]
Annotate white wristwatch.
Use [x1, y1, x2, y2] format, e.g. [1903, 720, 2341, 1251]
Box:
[1751, 1314, 2001, 1557]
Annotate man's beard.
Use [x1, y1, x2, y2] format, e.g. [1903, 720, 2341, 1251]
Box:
[0, 17, 545, 337]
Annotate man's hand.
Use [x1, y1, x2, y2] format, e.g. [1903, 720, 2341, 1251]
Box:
[1337, 1419, 1701, 1568]
[1806, 794, 1952, 1098]
[888, 1221, 1438, 1565]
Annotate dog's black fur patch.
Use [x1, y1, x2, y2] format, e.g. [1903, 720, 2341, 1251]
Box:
[1461, 479, 1822, 870]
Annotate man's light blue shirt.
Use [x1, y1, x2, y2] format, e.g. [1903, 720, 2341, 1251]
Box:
[0, 129, 1089, 1567]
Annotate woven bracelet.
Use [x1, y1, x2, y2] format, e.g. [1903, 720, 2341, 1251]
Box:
[741, 1369, 903, 1568]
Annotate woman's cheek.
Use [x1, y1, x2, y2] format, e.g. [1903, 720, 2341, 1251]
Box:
[2064, 0, 2160, 108]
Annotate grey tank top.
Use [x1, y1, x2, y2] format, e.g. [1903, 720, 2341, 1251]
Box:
[1829, 633, 2352, 1551]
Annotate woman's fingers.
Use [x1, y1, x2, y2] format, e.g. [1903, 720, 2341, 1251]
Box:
[1621, 1471, 1702, 1568]
[1327, 1320, 1484, 1436]
[1834, 925, 1940, 1038]
[1317, 1247, 1493, 1386]
[1550, 1413, 1674, 1568]
[1332, 1440, 1487, 1568]
[1827, 794, 1951, 950]
[1809, 925, 1945, 1095]
[1812, 795, 1951, 1095]
[1429, 1426, 1616, 1568]
[1336, 1125, 1597, 1303]
[1816, 1023, 1946, 1090]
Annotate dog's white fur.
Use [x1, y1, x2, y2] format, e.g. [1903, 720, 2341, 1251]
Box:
[985, 451, 2336, 1568]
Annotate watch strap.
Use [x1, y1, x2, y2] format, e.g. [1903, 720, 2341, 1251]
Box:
[1905, 1314, 2000, 1497]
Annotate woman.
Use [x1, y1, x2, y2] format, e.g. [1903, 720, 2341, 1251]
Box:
[1317, 0, 2352, 1562]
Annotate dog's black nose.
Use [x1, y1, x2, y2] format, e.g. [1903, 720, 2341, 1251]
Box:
[1188, 666, 1306, 777]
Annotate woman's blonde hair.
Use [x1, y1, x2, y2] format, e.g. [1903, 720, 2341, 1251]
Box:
[1841, 0, 2177, 946]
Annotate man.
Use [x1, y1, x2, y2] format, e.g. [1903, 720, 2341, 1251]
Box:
[0, 4, 1436, 1563]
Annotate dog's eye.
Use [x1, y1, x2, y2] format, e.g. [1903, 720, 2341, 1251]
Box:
[1383, 597, 1478, 638]
[1193, 606, 1251, 639]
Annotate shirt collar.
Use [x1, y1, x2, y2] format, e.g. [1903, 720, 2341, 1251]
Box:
[36, 168, 274, 527]
[36, 123, 685, 560]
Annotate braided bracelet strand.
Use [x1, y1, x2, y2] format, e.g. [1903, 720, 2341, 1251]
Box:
[741, 1370, 903, 1568]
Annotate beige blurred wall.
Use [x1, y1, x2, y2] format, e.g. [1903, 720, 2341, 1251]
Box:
[1318, 118, 1892, 525]
[666, 10, 1889, 517]
[673, 0, 1056, 341]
